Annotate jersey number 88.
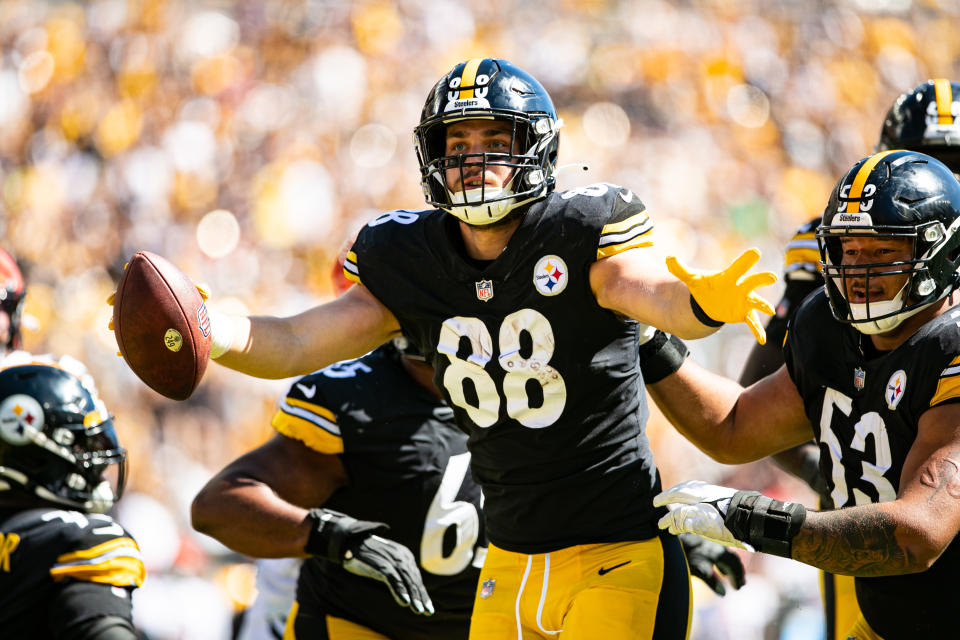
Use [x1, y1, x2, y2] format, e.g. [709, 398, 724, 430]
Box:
[438, 309, 567, 429]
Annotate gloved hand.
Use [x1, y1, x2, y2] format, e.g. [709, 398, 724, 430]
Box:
[666, 248, 777, 345]
[342, 534, 435, 615]
[679, 533, 746, 596]
[306, 508, 434, 616]
[653, 480, 754, 551]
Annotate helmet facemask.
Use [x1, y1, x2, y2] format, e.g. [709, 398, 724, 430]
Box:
[818, 219, 960, 334]
[415, 112, 560, 225]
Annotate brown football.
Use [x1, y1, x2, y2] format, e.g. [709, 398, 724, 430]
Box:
[113, 251, 211, 400]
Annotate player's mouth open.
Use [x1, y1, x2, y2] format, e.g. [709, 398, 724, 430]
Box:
[848, 284, 888, 303]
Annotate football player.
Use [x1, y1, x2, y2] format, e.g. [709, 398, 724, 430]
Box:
[0, 364, 144, 639]
[198, 258, 745, 640]
[651, 150, 960, 639]
[731, 77, 960, 640]
[138, 58, 777, 638]
[192, 337, 475, 638]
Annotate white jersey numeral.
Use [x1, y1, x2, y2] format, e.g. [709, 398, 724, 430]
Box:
[819, 387, 897, 507]
[420, 452, 482, 575]
[437, 309, 568, 429]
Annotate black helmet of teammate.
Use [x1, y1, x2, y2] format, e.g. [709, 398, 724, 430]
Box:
[0, 248, 25, 351]
[817, 150, 960, 334]
[0, 364, 126, 512]
[414, 58, 562, 226]
[877, 79, 960, 173]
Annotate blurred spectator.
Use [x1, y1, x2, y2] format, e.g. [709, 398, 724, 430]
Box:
[2, 1, 958, 637]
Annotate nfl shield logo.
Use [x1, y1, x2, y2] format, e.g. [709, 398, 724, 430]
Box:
[480, 578, 496, 599]
[476, 279, 494, 302]
[854, 367, 866, 390]
[197, 302, 211, 337]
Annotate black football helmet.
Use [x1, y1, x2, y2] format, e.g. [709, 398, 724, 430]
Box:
[0, 248, 25, 351]
[877, 79, 960, 173]
[414, 58, 562, 225]
[0, 364, 126, 512]
[817, 150, 960, 334]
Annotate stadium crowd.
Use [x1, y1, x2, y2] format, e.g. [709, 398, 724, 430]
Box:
[0, 0, 957, 637]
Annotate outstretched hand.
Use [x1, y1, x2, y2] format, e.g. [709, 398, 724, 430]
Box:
[665, 248, 776, 345]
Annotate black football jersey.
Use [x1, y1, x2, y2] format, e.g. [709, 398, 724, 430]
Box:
[271, 344, 485, 638]
[346, 184, 663, 553]
[0, 506, 144, 638]
[784, 291, 960, 637]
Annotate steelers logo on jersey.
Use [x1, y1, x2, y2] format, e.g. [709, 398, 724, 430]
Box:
[886, 370, 907, 410]
[533, 255, 568, 296]
[0, 394, 44, 445]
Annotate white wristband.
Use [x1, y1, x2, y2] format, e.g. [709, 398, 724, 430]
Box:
[208, 310, 235, 360]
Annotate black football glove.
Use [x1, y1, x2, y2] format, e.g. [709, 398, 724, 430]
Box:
[679, 533, 746, 596]
[306, 508, 434, 615]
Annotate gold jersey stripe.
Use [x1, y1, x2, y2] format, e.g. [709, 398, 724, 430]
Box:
[931, 375, 960, 406]
[596, 232, 655, 260]
[784, 247, 821, 268]
[272, 411, 345, 454]
[600, 210, 650, 235]
[55, 537, 140, 563]
[285, 397, 337, 423]
[782, 329, 789, 348]
[934, 78, 954, 125]
[343, 251, 361, 285]
[931, 355, 960, 406]
[846, 151, 896, 213]
[50, 556, 145, 587]
[459, 58, 483, 99]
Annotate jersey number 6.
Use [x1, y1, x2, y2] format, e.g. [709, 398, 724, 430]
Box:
[438, 309, 568, 429]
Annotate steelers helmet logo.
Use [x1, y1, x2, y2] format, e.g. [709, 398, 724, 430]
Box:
[533, 255, 568, 296]
[0, 394, 44, 445]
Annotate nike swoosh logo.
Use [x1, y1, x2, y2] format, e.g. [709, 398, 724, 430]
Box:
[619, 189, 634, 203]
[598, 560, 631, 576]
[296, 383, 316, 398]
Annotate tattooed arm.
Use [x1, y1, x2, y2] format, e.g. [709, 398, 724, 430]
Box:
[791, 402, 960, 576]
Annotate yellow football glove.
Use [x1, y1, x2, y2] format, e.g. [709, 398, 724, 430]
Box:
[665, 248, 777, 345]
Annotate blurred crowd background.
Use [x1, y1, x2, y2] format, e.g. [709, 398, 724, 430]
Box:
[0, 0, 957, 637]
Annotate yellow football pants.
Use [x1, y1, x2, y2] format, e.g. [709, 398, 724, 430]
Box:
[822, 571, 861, 640]
[469, 533, 691, 640]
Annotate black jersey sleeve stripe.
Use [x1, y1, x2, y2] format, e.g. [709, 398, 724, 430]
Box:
[597, 212, 654, 259]
[343, 250, 361, 285]
[598, 219, 654, 248]
[599, 210, 651, 238]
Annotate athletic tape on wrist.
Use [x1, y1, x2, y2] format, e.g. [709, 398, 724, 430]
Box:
[689, 294, 725, 328]
[208, 311, 234, 360]
[638, 330, 690, 384]
[723, 491, 806, 558]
